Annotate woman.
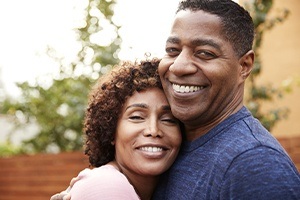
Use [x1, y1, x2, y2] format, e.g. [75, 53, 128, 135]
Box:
[51, 59, 182, 200]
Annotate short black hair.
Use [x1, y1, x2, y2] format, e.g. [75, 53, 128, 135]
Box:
[177, 0, 255, 57]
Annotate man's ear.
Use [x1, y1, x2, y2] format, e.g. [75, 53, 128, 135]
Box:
[239, 50, 254, 82]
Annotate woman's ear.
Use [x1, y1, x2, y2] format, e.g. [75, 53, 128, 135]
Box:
[239, 50, 255, 81]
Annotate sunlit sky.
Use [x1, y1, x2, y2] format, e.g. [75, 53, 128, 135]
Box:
[0, 0, 179, 96]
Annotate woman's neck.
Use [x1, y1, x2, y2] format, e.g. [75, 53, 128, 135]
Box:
[109, 161, 160, 200]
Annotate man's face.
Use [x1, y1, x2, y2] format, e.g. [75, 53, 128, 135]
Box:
[159, 10, 250, 139]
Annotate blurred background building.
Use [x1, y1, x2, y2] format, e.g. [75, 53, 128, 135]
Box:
[253, 0, 300, 137]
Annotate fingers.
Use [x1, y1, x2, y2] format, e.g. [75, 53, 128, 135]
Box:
[50, 191, 68, 200]
[50, 193, 60, 200]
[51, 177, 77, 200]
[70, 176, 80, 187]
[65, 186, 71, 193]
[50, 193, 58, 200]
[50, 176, 78, 200]
[63, 193, 71, 200]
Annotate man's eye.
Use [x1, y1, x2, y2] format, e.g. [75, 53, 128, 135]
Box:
[166, 47, 179, 55]
[195, 50, 217, 59]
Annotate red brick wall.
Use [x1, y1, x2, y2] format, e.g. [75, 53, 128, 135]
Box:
[0, 151, 89, 200]
[277, 136, 300, 172]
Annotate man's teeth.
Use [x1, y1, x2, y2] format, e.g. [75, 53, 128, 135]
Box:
[172, 84, 203, 93]
[140, 147, 163, 152]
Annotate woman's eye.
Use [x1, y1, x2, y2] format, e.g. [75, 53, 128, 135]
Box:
[129, 115, 143, 120]
[161, 117, 178, 124]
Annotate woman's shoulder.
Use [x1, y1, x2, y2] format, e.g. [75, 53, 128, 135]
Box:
[70, 164, 139, 200]
[75, 164, 131, 188]
[79, 164, 122, 177]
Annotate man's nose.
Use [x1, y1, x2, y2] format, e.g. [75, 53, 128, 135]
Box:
[169, 50, 198, 76]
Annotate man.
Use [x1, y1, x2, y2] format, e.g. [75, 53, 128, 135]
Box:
[153, 0, 300, 199]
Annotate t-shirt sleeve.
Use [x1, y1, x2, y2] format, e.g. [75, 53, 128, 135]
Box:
[70, 166, 140, 200]
[220, 146, 300, 199]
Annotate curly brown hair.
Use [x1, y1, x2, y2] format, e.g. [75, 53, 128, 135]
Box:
[84, 58, 162, 167]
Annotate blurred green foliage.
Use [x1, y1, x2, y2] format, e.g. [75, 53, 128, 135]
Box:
[0, 143, 22, 157]
[0, 0, 120, 154]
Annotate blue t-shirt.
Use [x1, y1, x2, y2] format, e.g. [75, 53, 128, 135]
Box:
[153, 107, 300, 200]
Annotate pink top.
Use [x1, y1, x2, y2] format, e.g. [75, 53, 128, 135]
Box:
[70, 165, 140, 200]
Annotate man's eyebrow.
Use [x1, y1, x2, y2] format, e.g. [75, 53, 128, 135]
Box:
[125, 103, 148, 111]
[191, 38, 221, 51]
[166, 36, 181, 44]
[166, 36, 221, 51]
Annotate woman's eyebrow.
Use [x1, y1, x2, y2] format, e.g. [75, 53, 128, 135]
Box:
[125, 103, 148, 111]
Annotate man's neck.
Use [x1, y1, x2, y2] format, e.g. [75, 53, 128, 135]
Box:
[184, 104, 243, 141]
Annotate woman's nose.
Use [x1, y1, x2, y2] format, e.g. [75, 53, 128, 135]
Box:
[143, 120, 163, 138]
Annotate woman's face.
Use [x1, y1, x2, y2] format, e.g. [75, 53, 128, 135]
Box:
[114, 87, 182, 177]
